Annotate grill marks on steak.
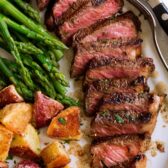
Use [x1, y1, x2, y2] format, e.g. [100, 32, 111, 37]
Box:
[73, 11, 141, 44]
[100, 92, 152, 113]
[91, 94, 164, 137]
[59, 0, 123, 43]
[85, 76, 149, 116]
[91, 135, 150, 168]
[84, 56, 155, 85]
[54, 0, 88, 26]
[71, 38, 142, 77]
[46, 0, 88, 30]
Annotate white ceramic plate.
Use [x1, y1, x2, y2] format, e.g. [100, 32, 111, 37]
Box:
[1, 0, 168, 168]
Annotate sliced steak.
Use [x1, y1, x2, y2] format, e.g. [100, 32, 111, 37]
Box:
[73, 11, 141, 45]
[46, 0, 88, 30]
[59, 0, 124, 43]
[99, 92, 162, 114]
[45, 0, 57, 31]
[37, 0, 50, 10]
[71, 38, 142, 77]
[91, 135, 150, 168]
[84, 56, 155, 86]
[85, 76, 149, 116]
[91, 94, 164, 137]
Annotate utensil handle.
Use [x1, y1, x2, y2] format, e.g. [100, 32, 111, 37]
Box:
[153, 3, 168, 35]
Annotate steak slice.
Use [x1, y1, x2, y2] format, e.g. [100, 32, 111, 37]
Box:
[91, 134, 150, 168]
[71, 38, 142, 77]
[59, 0, 123, 43]
[45, 0, 57, 31]
[100, 92, 161, 113]
[91, 94, 164, 137]
[84, 56, 155, 86]
[37, 0, 50, 10]
[46, 0, 88, 30]
[73, 11, 141, 45]
[85, 76, 149, 116]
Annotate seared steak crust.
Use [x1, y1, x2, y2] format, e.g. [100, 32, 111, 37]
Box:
[73, 11, 141, 44]
[91, 76, 148, 93]
[54, 0, 88, 26]
[100, 92, 152, 113]
[89, 56, 153, 69]
[91, 110, 152, 137]
[71, 38, 142, 77]
[45, 0, 56, 31]
[85, 77, 149, 116]
[59, 0, 124, 43]
[91, 134, 150, 168]
[84, 56, 155, 85]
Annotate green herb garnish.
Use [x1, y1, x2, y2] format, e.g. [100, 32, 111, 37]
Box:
[100, 111, 109, 117]
[64, 140, 70, 144]
[58, 117, 66, 125]
[7, 154, 13, 160]
[114, 114, 124, 124]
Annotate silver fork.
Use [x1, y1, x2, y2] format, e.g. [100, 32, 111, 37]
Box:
[128, 0, 168, 71]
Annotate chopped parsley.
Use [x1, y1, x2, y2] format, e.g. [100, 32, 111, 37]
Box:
[7, 154, 13, 160]
[100, 111, 109, 117]
[64, 140, 70, 144]
[58, 117, 66, 125]
[114, 114, 124, 124]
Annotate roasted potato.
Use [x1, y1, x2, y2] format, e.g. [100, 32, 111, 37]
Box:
[15, 160, 41, 168]
[47, 107, 81, 140]
[0, 161, 8, 168]
[0, 124, 13, 161]
[132, 155, 147, 168]
[0, 103, 32, 135]
[33, 91, 64, 128]
[40, 141, 70, 168]
[10, 124, 40, 160]
[0, 85, 23, 108]
[62, 165, 70, 168]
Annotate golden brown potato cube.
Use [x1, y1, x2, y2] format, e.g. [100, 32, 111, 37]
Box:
[0, 124, 13, 161]
[0, 161, 8, 168]
[132, 155, 147, 168]
[0, 103, 32, 135]
[0, 85, 23, 108]
[10, 124, 40, 160]
[40, 141, 70, 168]
[47, 106, 81, 140]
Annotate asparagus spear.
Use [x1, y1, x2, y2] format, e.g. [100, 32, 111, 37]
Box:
[15, 41, 44, 55]
[0, 14, 61, 49]
[0, 18, 35, 90]
[0, 35, 68, 87]
[0, 57, 33, 100]
[0, 0, 67, 50]
[0, 57, 79, 105]
[22, 55, 57, 98]
[8, 0, 41, 23]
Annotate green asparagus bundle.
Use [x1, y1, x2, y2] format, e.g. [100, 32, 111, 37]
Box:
[0, 57, 34, 100]
[0, 0, 67, 50]
[0, 18, 35, 90]
[0, 0, 80, 106]
[8, 0, 41, 23]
